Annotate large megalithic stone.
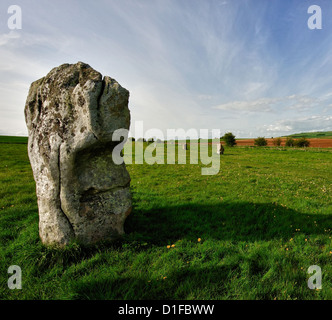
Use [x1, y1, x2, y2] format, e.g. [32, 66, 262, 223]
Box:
[24, 62, 132, 246]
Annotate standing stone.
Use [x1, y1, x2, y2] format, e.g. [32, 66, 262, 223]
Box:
[183, 143, 188, 150]
[217, 143, 224, 155]
[24, 62, 132, 246]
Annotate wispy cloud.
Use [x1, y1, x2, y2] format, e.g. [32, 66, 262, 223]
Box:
[213, 94, 330, 114]
[263, 115, 332, 135]
[0, 31, 21, 46]
[213, 97, 280, 113]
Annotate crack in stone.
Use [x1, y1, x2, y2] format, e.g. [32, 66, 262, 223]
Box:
[80, 181, 131, 202]
[97, 77, 106, 108]
[58, 144, 75, 237]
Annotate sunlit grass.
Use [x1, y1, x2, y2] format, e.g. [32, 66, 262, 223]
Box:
[0, 140, 331, 300]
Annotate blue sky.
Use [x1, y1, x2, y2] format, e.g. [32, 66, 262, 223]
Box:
[0, 0, 332, 138]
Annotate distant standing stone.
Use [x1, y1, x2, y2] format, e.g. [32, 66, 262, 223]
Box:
[25, 62, 132, 246]
[183, 143, 188, 150]
[217, 143, 224, 155]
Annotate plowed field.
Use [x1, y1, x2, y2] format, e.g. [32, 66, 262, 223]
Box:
[234, 138, 332, 148]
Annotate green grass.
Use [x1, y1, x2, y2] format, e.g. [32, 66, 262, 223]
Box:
[284, 131, 332, 139]
[0, 139, 331, 300]
[0, 136, 28, 144]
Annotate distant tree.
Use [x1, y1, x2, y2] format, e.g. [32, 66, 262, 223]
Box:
[273, 137, 282, 146]
[294, 137, 310, 148]
[222, 132, 237, 147]
[147, 138, 154, 144]
[254, 137, 268, 147]
[285, 137, 295, 147]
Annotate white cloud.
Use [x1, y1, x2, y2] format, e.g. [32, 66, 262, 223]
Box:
[243, 82, 268, 98]
[213, 97, 280, 112]
[263, 115, 332, 134]
[286, 95, 319, 111]
[0, 31, 21, 47]
[198, 95, 213, 101]
[213, 94, 328, 114]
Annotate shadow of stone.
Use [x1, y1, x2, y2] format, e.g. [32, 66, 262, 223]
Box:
[124, 201, 331, 245]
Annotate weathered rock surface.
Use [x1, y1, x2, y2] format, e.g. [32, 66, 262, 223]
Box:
[25, 62, 132, 246]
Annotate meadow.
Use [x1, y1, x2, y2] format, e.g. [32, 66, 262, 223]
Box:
[0, 137, 331, 300]
[285, 131, 332, 139]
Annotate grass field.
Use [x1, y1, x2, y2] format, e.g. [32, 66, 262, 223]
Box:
[284, 131, 332, 139]
[0, 136, 28, 144]
[0, 136, 331, 300]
